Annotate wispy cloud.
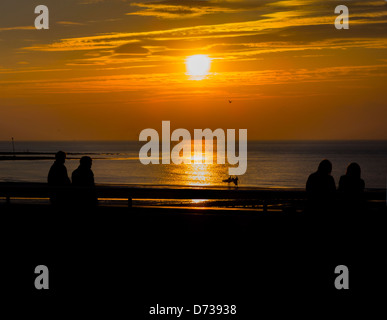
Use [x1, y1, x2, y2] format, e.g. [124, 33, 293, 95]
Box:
[23, 7, 387, 57]
[0, 26, 35, 32]
[79, 0, 106, 4]
[4, 2, 387, 83]
[3, 63, 387, 93]
[56, 21, 86, 26]
[128, 1, 242, 19]
[21, 13, 327, 52]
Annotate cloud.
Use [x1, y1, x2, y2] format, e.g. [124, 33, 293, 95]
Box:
[3, 64, 387, 97]
[0, 26, 35, 32]
[23, 5, 387, 53]
[0, 68, 71, 75]
[114, 42, 149, 54]
[271, 0, 317, 7]
[6, 0, 387, 88]
[128, 1, 242, 19]
[56, 21, 86, 26]
[79, 0, 106, 4]
[20, 13, 319, 52]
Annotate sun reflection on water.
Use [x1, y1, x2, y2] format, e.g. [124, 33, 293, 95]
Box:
[191, 199, 207, 204]
[159, 139, 231, 187]
[184, 163, 212, 186]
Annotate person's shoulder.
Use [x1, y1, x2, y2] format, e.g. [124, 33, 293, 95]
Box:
[306, 172, 318, 185]
[306, 172, 318, 188]
[50, 162, 58, 168]
[308, 171, 318, 179]
[338, 175, 346, 187]
[338, 175, 346, 182]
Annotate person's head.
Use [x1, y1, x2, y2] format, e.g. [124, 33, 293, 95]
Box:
[317, 159, 332, 175]
[80, 156, 92, 169]
[346, 162, 361, 179]
[55, 151, 67, 164]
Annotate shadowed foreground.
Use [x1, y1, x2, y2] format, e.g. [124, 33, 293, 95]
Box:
[1, 200, 386, 317]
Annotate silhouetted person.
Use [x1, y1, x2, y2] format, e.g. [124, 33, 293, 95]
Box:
[48, 151, 70, 186]
[338, 162, 365, 213]
[72, 156, 97, 207]
[48, 151, 71, 205]
[72, 156, 94, 187]
[338, 163, 365, 194]
[306, 159, 336, 213]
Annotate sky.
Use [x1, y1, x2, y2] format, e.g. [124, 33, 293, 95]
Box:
[0, 0, 387, 140]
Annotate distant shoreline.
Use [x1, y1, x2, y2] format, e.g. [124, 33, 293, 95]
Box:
[0, 152, 108, 161]
[0, 156, 83, 161]
[0, 156, 54, 161]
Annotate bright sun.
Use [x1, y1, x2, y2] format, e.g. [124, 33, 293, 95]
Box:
[185, 55, 211, 79]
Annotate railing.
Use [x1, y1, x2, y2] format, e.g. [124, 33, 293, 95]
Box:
[0, 182, 385, 212]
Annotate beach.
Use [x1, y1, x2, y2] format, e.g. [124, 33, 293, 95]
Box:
[1, 146, 386, 314]
[2, 194, 386, 316]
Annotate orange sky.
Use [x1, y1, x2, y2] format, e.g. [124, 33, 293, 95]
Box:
[1, 0, 387, 140]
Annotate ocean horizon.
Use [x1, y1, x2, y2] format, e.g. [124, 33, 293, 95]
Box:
[0, 140, 386, 189]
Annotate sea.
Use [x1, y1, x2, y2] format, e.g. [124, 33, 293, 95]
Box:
[0, 140, 386, 189]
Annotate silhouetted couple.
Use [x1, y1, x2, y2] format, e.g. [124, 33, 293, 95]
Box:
[48, 151, 97, 207]
[306, 159, 365, 213]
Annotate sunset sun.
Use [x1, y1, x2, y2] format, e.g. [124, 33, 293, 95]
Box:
[185, 55, 211, 79]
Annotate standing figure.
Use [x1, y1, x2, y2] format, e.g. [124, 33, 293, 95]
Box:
[48, 151, 71, 205]
[72, 156, 97, 207]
